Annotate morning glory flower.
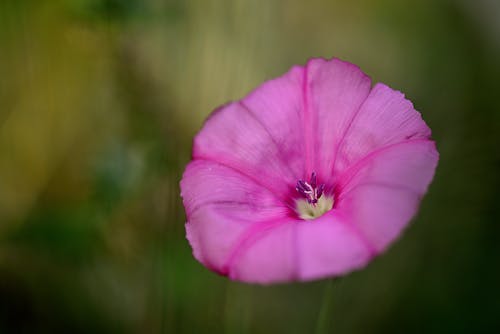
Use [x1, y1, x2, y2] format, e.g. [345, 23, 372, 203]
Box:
[180, 58, 438, 284]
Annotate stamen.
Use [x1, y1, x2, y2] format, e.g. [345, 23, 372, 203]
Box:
[310, 172, 317, 189]
[295, 172, 325, 205]
[317, 184, 324, 199]
[295, 172, 333, 220]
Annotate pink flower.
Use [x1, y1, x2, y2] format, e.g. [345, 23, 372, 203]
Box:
[180, 58, 438, 284]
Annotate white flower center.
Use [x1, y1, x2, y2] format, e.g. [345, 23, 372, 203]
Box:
[295, 195, 334, 220]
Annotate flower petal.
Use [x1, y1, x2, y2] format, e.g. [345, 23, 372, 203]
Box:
[305, 58, 372, 181]
[228, 211, 374, 283]
[241, 65, 306, 180]
[182, 141, 438, 283]
[183, 161, 368, 284]
[193, 66, 305, 196]
[181, 160, 288, 272]
[334, 140, 439, 252]
[186, 207, 252, 274]
[181, 160, 285, 217]
[295, 211, 373, 281]
[226, 219, 296, 284]
[332, 83, 432, 181]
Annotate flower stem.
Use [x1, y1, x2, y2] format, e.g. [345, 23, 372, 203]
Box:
[315, 278, 337, 334]
[224, 282, 252, 334]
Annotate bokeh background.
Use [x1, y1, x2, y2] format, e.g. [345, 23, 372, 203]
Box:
[0, 0, 499, 333]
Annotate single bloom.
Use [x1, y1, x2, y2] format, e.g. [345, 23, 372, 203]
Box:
[180, 57, 438, 284]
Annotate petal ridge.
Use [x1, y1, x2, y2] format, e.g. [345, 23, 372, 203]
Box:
[334, 139, 438, 252]
[188, 200, 269, 218]
[329, 84, 372, 179]
[331, 82, 433, 180]
[191, 156, 288, 204]
[338, 181, 421, 203]
[222, 217, 291, 277]
[302, 60, 314, 177]
[295, 212, 373, 281]
[338, 217, 378, 258]
[334, 139, 436, 193]
[238, 101, 299, 180]
[192, 101, 300, 197]
[305, 58, 372, 181]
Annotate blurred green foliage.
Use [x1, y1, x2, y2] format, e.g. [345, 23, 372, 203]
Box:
[0, 0, 499, 333]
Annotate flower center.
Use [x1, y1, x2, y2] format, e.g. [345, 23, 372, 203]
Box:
[295, 172, 334, 220]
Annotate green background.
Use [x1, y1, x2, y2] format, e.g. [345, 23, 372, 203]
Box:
[0, 0, 499, 333]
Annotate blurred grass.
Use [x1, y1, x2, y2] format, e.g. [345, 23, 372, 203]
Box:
[0, 0, 499, 333]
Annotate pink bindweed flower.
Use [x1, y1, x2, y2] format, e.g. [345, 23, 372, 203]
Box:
[180, 57, 438, 284]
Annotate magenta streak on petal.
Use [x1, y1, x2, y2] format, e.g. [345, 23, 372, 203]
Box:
[291, 221, 300, 280]
[339, 217, 378, 258]
[337, 182, 421, 203]
[329, 83, 370, 178]
[221, 217, 291, 277]
[239, 101, 299, 180]
[333, 139, 434, 195]
[192, 156, 289, 205]
[302, 61, 313, 178]
[188, 200, 262, 217]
